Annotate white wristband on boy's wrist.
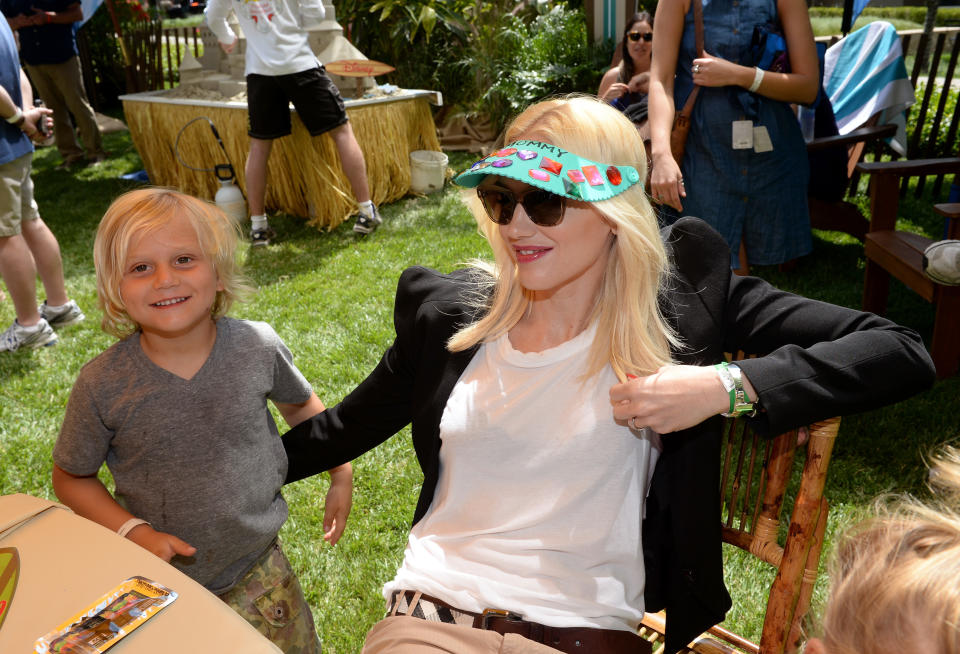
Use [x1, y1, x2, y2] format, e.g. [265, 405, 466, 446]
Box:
[748, 67, 765, 93]
[5, 107, 23, 126]
[117, 517, 150, 538]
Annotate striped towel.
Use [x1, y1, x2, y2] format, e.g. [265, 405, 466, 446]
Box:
[823, 21, 915, 155]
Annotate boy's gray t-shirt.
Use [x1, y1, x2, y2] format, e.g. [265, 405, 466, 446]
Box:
[54, 317, 313, 593]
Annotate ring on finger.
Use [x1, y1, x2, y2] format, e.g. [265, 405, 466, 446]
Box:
[629, 416, 643, 430]
[692, 63, 701, 74]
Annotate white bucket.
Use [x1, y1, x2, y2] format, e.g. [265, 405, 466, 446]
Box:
[410, 150, 449, 194]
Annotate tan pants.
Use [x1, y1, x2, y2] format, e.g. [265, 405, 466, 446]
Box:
[25, 56, 103, 162]
[361, 615, 564, 654]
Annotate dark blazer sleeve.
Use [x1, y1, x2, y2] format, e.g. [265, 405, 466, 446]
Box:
[650, 217, 936, 654]
[666, 216, 936, 435]
[283, 266, 475, 483]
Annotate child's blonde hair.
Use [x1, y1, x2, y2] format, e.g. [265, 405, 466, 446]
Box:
[816, 447, 960, 654]
[448, 95, 680, 379]
[94, 188, 252, 338]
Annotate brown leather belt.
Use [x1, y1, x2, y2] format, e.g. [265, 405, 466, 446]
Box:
[390, 591, 652, 654]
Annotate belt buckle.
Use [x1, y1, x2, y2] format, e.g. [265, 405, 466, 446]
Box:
[480, 608, 524, 630]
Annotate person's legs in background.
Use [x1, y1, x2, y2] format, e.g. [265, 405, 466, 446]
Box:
[24, 63, 84, 167]
[52, 56, 105, 162]
[245, 136, 275, 247]
[328, 121, 380, 234]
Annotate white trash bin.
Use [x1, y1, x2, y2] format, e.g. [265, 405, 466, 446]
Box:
[409, 150, 449, 194]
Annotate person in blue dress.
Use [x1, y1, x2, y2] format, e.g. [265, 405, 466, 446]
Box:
[647, 0, 819, 273]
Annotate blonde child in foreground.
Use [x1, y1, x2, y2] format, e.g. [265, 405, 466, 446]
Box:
[806, 446, 960, 654]
[51, 188, 351, 653]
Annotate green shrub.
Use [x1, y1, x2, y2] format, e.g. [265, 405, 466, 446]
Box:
[911, 80, 959, 157]
[808, 6, 960, 28]
[474, 3, 612, 133]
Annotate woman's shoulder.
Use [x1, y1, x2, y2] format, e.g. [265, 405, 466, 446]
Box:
[661, 217, 732, 286]
[396, 266, 489, 322]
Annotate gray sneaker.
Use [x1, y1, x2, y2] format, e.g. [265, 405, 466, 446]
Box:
[0, 319, 58, 352]
[40, 300, 85, 328]
[352, 204, 382, 234]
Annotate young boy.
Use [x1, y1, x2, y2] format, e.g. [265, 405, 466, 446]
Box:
[52, 189, 351, 653]
[204, 0, 381, 244]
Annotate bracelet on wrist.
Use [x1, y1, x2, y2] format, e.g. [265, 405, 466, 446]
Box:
[117, 517, 150, 538]
[748, 67, 765, 93]
[5, 107, 24, 127]
[713, 362, 756, 417]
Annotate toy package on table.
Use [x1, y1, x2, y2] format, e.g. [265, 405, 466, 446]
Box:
[34, 576, 177, 653]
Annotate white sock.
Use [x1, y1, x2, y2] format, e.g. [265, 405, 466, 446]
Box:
[251, 214, 269, 231]
[17, 320, 42, 333]
[44, 301, 69, 312]
[357, 201, 374, 217]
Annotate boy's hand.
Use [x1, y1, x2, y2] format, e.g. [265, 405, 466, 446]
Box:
[220, 37, 237, 54]
[322, 463, 353, 546]
[127, 524, 197, 562]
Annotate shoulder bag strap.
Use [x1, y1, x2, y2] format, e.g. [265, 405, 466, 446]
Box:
[677, 0, 704, 119]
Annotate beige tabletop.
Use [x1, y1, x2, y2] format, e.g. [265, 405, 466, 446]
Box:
[0, 494, 281, 654]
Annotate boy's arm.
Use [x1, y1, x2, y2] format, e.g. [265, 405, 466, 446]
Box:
[275, 392, 325, 428]
[52, 464, 197, 562]
[275, 394, 352, 542]
[322, 463, 352, 545]
[203, 0, 237, 49]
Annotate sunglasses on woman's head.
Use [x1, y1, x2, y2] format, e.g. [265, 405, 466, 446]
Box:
[476, 187, 566, 226]
[628, 31, 653, 42]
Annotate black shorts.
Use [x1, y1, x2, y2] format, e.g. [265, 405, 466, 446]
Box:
[246, 66, 348, 139]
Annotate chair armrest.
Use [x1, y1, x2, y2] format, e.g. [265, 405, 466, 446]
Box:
[806, 124, 897, 153]
[856, 157, 960, 177]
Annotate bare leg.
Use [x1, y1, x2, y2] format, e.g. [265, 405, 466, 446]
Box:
[245, 137, 274, 217]
[329, 122, 370, 203]
[0, 234, 41, 326]
[20, 216, 68, 306]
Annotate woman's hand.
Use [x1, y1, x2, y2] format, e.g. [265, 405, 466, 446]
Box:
[127, 524, 197, 562]
[602, 82, 630, 102]
[691, 51, 751, 88]
[322, 463, 353, 545]
[610, 365, 729, 434]
[649, 152, 685, 211]
[628, 72, 651, 95]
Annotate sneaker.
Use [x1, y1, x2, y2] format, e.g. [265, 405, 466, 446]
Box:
[40, 300, 86, 328]
[0, 319, 58, 352]
[353, 204, 382, 234]
[250, 227, 276, 247]
[86, 152, 109, 166]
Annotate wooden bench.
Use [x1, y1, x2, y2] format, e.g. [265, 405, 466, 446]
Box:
[858, 156, 960, 378]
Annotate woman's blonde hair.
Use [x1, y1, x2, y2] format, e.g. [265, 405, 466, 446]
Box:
[94, 188, 252, 338]
[817, 447, 960, 654]
[448, 95, 680, 379]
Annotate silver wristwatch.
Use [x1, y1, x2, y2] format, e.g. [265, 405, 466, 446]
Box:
[715, 362, 756, 417]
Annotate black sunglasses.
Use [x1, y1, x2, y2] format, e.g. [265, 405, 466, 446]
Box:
[477, 187, 566, 226]
[628, 31, 653, 42]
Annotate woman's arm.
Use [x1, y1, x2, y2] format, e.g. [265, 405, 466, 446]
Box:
[690, 0, 818, 104]
[598, 67, 628, 102]
[648, 0, 688, 211]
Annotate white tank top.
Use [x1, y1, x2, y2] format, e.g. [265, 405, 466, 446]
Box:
[383, 323, 660, 631]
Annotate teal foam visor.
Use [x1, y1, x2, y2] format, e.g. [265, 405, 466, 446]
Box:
[452, 139, 642, 202]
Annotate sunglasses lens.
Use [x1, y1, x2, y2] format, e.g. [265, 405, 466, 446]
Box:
[522, 190, 564, 226]
[628, 32, 641, 41]
[478, 189, 514, 225]
[643, 32, 653, 41]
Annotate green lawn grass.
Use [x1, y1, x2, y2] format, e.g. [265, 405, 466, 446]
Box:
[1, 136, 958, 653]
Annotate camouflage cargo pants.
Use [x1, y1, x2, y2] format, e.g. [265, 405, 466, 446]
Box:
[218, 540, 321, 654]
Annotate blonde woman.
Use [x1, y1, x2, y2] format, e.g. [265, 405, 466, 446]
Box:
[807, 447, 960, 654]
[283, 96, 935, 654]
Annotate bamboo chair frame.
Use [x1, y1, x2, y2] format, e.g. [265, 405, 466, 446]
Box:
[639, 412, 841, 654]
